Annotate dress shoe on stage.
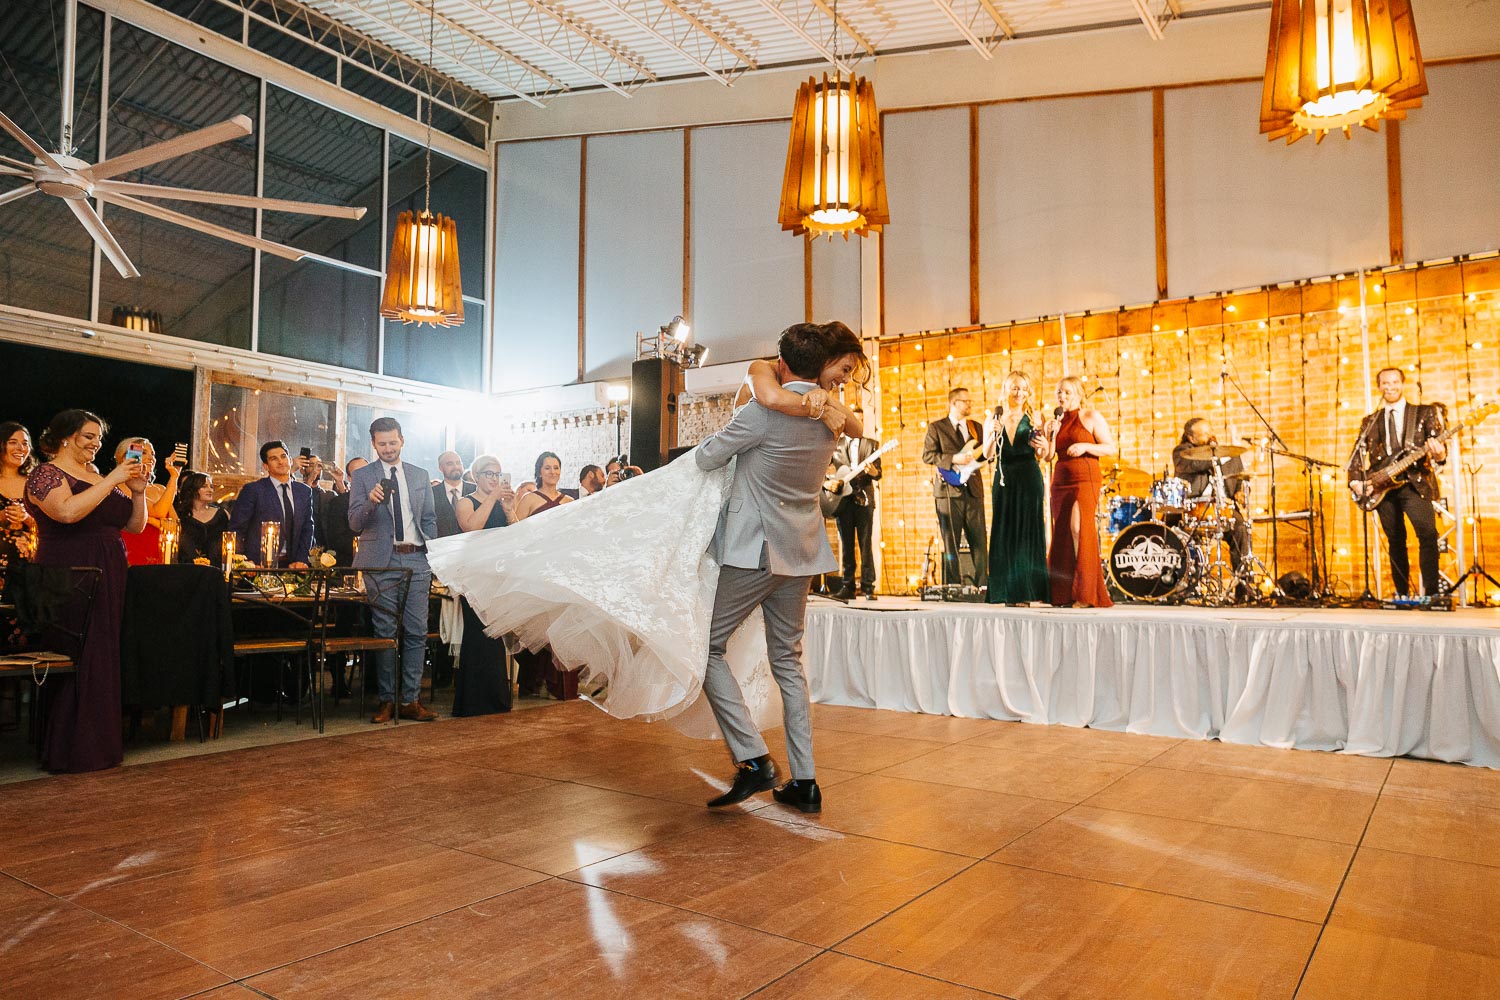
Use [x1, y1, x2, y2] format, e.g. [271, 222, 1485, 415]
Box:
[862, 591, 877, 601]
[399, 700, 438, 722]
[835, 586, 855, 601]
[370, 700, 395, 724]
[773, 778, 823, 813]
[707, 755, 778, 808]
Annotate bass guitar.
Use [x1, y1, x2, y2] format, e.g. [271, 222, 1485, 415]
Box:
[1350, 402, 1497, 511]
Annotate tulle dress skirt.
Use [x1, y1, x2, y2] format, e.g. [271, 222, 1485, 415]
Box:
[426, 450, 780, 738]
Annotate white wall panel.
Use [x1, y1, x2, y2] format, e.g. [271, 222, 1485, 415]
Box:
[812, 235, 862, 335]
[584, 131, 684, 381]
[882, 108, 970, 334]
[494, 138, 580, 393]
[1401, 61, 1500, 263]
[690, 122, 803, 364]
[978, 93, 1155, 321]
[1164, 82, 1387, 295]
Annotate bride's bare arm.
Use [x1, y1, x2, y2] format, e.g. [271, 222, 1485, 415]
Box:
[744, 360, 826, 419]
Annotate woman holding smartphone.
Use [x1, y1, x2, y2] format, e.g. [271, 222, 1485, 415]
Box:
[113, 437, 186, 565]
[26, 409, 148, 772]
[451, 455, 516, 715]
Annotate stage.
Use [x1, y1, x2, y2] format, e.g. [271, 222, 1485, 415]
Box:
[804, 597, 1500, 769]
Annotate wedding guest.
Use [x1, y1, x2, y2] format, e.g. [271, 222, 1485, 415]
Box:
[0, 422, 38, 580]
[604, 457, 623, 487]
[515, 481, 537, 502]
[173, 470, 230, 564]
[579, 464, 605, 497]
[26, 409, 147, 772]
[1037, 375, 1116, 607]
[114, 437, 185, 566]
[227, 441, 315, 568]
[514, 453, 572, 520]
[431, 450, 472, 537]
[321, 457, 365, 564]
[452, 454, 517, 716]
[983, 371, 1050, 605]
[348, 417, 439, 723]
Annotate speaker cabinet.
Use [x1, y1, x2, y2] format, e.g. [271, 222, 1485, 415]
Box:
[629, 357, 685, 473]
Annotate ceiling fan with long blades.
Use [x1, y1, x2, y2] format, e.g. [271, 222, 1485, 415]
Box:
[0, 108, 366, 280]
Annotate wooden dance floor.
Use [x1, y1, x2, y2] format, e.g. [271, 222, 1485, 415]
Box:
[1, 698, 1497, 998]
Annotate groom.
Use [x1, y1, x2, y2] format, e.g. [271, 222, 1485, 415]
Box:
[695, 323, 846, 814]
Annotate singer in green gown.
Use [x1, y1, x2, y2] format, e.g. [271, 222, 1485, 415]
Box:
[985, 378, 1051, 605]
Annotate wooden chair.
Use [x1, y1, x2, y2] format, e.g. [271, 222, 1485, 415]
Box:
[229, 569, 327, 732]
[313, 566, 413, 729]
[0, 566, 103, 745]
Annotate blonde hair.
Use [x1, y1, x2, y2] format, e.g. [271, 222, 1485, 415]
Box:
[113, 436, 151, 462]
[469, 453, 501, 479]
[1057, 375, 1086, 408]
[999, 371, 1036, 420]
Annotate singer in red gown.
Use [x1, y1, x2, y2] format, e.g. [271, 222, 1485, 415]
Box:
[1039, 376, 1116, 607]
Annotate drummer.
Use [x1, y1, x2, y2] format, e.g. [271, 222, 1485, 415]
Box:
[1171, 417, 1251, 573]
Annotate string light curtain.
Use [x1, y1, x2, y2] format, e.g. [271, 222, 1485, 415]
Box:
[1260, 0, 1427, 144]
[381, 0, 464, 327]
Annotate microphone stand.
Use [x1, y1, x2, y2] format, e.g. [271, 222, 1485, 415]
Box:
[1347, 415, 1381, 606]
[1222, 367, 1288, 599]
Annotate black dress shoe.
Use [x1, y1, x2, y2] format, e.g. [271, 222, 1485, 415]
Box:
[835, 586, 855, 601]
[707, 755, 778, 808]
[772, 778, 822, 813]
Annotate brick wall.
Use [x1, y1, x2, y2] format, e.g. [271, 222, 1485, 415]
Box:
[872, 260, 1500, 601]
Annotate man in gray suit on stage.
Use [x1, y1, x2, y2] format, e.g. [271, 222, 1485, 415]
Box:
[695, 322, 858, 815]
[348, 416, 440, 724]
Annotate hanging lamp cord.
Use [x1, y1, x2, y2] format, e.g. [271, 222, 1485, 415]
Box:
[424, 0, 435, 216]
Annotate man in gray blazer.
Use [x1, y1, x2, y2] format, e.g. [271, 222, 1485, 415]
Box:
[695, 323, 849, 814]
[348, 417, 440, 723]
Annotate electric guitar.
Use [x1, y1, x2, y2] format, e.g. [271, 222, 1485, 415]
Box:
[824, 439, 899, 498]
[1350, 402, 1497, 511]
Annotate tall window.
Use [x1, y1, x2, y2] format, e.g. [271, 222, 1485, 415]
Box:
[258, 86, 383, 372]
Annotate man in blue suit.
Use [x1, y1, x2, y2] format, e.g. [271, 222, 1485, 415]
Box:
[348, 417, 439, 723]
[228, 440, 315, 568]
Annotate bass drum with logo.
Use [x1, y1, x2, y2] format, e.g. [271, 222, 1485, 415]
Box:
[1107, 521, 1199, 602]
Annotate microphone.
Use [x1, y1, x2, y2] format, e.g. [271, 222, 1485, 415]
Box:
[1049, 405, 1064, 452]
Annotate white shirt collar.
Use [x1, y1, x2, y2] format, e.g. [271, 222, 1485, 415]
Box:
[269, 473, 292, 487]
[380, 460, 403, 476]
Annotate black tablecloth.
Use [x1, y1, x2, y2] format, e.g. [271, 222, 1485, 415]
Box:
[121, 564, 235, 706]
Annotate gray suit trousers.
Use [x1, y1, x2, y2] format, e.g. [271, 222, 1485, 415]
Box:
[703, 566, 815, 779]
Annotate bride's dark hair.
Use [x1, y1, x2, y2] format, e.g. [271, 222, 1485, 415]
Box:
[777, 320, 869, 387]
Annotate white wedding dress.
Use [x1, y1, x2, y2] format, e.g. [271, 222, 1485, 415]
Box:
[425, 449, 782, 738]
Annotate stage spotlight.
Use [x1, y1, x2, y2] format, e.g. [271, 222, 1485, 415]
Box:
[666, 315, 691, 343]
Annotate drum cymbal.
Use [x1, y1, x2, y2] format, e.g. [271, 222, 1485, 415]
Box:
[1178, 443, 1251, 461]
[1102, 462, 1150, 479]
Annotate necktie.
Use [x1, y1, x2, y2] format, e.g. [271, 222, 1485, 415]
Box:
[390, 469, 404, 542]
[1388, 408, 1400, 451]
[278, 483, 294, 554]
[450, 488, 458, 509]
[957, 420, 968, 443]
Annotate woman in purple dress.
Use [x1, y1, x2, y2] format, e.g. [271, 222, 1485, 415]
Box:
[25, 410, 147, 772]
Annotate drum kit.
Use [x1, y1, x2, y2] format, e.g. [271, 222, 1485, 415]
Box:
[1099, 443, 1275, 605]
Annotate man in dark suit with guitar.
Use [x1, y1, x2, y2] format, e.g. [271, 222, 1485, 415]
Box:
[922, 387, 988, 588]
[829, 408, 883, 600]
[1346, 367, 1447, 597]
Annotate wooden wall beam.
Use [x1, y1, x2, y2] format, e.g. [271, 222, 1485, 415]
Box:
[969, 103, 980, 326]
[1152, 87, 1168, 299]
[683, 129, 693, 318]
[804, 234, 813, 322]
[577, 134, 588, 383]
[1387, 120, 1405, 265]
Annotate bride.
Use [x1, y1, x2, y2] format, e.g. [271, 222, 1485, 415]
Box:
[426, 323, 868, 737]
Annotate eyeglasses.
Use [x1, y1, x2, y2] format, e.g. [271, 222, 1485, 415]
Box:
[478, 470, 501, 479]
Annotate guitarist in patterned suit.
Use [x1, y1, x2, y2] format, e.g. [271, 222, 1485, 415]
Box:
[1346, 367, 1447, 597]
[829, 409, 883, 601]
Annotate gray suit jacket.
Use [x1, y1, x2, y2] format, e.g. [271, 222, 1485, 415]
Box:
[696, 385, 839, 577]
[347, 460, 439, 568]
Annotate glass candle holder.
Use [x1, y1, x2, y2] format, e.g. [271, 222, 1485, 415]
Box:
[221, 533, 237, 580]
[158, 526, 179, 565]
[259, 521, 282, 568]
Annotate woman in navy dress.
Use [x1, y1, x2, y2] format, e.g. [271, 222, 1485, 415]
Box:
[451, 455, 518, 716]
